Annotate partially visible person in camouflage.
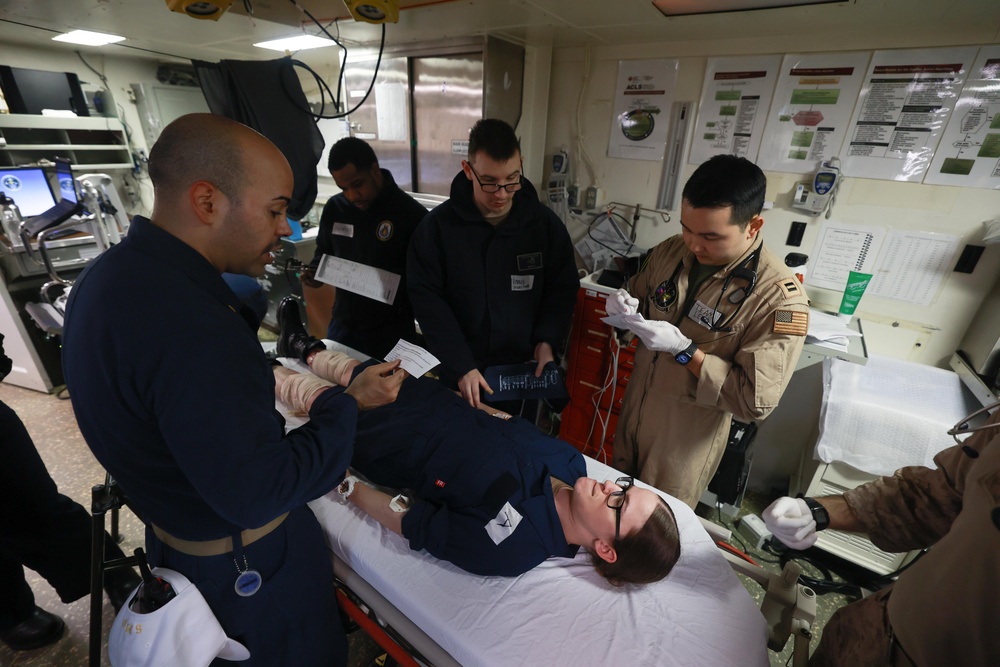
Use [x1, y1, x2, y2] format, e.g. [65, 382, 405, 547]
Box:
[763, 403, 1000, 666]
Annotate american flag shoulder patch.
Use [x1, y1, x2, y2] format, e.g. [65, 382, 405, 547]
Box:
[773, 310, 808, 336]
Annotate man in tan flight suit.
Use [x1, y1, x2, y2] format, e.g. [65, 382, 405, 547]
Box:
[764, 403, 1000, 665]
[606, 154, 809, 507]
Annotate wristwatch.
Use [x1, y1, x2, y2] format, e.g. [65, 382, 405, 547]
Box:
[798, 495, 831, 532]
[674, 341, 698, 365]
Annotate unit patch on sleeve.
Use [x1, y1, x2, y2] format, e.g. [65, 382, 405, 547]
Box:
[773, 310, 808, 336]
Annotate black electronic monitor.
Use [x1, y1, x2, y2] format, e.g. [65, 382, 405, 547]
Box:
[0, 66, 89, 117]
[0, 167, 59, 217]
[52, 159, 79, 204]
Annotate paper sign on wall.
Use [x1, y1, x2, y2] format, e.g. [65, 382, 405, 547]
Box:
[690, 55, 781, 164]
[607, 59, 679, 161]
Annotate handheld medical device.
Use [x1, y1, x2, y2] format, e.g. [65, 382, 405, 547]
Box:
[792, 158, 841, 218]
[547, 147, 570, 221]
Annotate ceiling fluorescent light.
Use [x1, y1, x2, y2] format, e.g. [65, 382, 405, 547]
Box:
[652, 0, 846, 17]
[52, 30, 126, 46]
[254, 35, 336, 52]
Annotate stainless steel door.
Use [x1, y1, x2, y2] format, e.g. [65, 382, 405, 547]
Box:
[411, 54, 484, 195]
[343, 56, 414, 191]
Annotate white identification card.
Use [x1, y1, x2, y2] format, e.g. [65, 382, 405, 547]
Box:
[688, 300, 721, 330]
[511, 275, 535, 292]
[332, 222, 354, 237]
[485, 502, 523, 545]
[315, 255, 400, 305]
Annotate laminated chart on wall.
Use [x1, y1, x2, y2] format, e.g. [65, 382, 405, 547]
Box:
[806, 220, 886, 291]
[839, 46, 979, 182]
[689, 55, 781, 165]
[924, 45, 1000, 189]
[757, 51, 871, 174]
[607, 59, 679, 161]
[315, 255, 400, 305]
[868, 230, 960, 306]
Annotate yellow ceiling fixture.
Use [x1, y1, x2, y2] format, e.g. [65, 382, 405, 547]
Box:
[165, 0, 235, 21]
[342, 0, 400, 24]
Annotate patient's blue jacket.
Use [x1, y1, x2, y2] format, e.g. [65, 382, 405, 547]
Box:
[346, 362, 586, 576]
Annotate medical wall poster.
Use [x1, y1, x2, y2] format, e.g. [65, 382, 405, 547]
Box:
[839, 46, 979, 182]
[924, 46, 1000, 189]
[806, 221, 886, 291]
[868, 230, 960, 306]
[607, 59, 679, 160]
[757, 52, 871, 174]
[689, 55, 781, 165]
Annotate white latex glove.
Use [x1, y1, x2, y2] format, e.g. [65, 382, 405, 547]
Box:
[605, 288, 639, 317]
[625, 317, 692, 355]
[763, 497, 818, 550]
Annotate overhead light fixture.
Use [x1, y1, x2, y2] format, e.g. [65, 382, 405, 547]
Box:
[253, 35, 338, 52]
[52, 30, 126, 46]
[342, 0, 400, 24]
[652, 0, 846, 17]
[165, 0, 235, 21]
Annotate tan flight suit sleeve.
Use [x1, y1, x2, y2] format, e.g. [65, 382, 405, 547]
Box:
[841, 411, 999, 552]
[696, 278, 809, 423]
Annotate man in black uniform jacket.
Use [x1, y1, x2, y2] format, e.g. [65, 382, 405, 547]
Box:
[302, 137, 427, 359]
[0, 334, 140, 652]
[408, 119, 579, 409]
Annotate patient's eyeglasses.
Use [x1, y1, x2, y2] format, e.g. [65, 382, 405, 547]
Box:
[467, 161, 522, 193]
[607, 476, 634, 544]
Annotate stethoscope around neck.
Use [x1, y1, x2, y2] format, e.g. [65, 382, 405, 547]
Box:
[662, 244, 762, 333]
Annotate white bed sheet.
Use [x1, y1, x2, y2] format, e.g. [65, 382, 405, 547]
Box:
[308, 459, 768, 667]
[277, 344, 767, 665]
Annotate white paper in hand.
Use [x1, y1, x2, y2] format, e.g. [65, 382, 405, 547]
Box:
[384, 340, 440, 378]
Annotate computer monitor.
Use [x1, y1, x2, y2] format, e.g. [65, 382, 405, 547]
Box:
[52, 159, 79, 204]
[0, 167, 58, 217]
[0, 66, 89, 117]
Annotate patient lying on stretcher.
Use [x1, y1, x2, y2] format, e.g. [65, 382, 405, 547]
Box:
[272, 325, 680, 585]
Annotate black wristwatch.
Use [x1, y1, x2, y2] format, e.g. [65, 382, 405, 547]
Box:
[798, 495, 830, 532]
[674, 341, 698, 365]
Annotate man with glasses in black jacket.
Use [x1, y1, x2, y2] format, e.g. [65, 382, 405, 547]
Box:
[408, 119, 579, 412]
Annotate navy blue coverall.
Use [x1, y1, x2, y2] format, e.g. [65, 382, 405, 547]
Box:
[310, 169, 427, 359]
[407, 173, 579, 388]
[62, 217, 357, 666]
[346, 363, 586, 575]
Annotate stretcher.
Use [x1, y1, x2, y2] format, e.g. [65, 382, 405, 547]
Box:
[308, 457, 774, 667]
[277, 346, 813, 666]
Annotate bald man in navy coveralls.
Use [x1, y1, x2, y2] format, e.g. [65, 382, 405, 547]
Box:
[62, 114, 404, 665]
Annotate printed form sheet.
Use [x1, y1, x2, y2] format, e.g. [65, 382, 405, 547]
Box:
[806, 221, 886, 291]
[690, 55, 781, 164]
[757, 51, 871, 174]
[839, 46, 978, 182]
[868, 230, 960, 306]
[316, 254, 400, 305]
